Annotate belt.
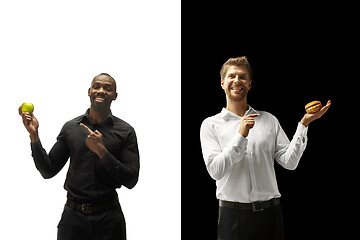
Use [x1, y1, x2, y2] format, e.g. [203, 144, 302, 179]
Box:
[219, 198, 281, 212]
[66, 198, 119, 214]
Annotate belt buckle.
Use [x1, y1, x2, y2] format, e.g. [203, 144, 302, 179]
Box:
[252, 201, 264, 212]
[81, 203, 93, 214]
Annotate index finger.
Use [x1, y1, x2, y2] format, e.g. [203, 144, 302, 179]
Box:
[19, 107, 31, 118]
[317, 100, 331, 116]
[18, 106, 31, 117]
[80, 123, 93, 134]
[246, 113, 259, 118]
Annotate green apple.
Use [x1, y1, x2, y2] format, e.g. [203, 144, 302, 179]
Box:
[21, 102, 34, 114]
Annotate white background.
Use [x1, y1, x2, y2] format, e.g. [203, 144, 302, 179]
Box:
[0, 1, 180, 239]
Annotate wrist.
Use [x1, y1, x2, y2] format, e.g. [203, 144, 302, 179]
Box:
[96, 145, 108, 159]
[300, 118, 310, 127]
[30, 132, 39, 143]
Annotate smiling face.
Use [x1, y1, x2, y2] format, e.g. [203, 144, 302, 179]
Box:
[221, 65, 252, 102]
[88, 74, 118, 112]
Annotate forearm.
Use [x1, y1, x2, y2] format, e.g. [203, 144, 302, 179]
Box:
[202, 133, 247, 180]
[275, 123, 308, 170]
[100, 151, 140, 189]
[31, 140, 69, 179]
[31, 140, 56, 179]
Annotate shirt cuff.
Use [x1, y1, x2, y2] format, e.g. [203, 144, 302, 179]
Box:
[30, 140, 42, 153]
[231, 132, 248, 148]
[296, 122, 308, 143]
[100, 151, 118, 172]
[296, 122, 308, 136]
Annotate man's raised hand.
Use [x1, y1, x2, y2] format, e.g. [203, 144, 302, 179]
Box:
[18, 106, 39, 142]
[80, 123, 107, 158]
[300, 100, 331, 127]
[238, 114, 259, 138]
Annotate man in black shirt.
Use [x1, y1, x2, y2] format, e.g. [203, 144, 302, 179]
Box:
[19, 73, 140, 240]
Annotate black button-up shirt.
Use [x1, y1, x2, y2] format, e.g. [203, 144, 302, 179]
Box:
[31, 109, 140, 204]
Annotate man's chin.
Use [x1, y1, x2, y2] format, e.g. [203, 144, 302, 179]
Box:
[228, 93, 246, 102]
[91, 102, 110, 112]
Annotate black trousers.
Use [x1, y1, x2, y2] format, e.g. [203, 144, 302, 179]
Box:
[218, 202, 285, 240]
[57, 202, 126, 240]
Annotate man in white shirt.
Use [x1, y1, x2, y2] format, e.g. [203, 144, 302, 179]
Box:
[200, 56, 331, 240]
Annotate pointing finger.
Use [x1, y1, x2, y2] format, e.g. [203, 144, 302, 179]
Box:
[245, 114, 259, 118]
[80, 123, 93, 134]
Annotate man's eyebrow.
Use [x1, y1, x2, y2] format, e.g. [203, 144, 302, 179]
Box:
[227, 72, 247, 75]
[92, 81, 114, 87]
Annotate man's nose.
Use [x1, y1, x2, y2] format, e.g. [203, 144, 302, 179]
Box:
[97, 87, 106, 94]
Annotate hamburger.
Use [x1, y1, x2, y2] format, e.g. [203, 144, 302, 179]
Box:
[305, 101, 322, 114]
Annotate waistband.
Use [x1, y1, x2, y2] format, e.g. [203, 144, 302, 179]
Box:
[219, 198, 281, 212]
[66, 197, 119, 214]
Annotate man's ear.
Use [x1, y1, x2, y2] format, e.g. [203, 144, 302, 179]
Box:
[113, 92, 118, 101]
[88, 88, 91, 97]
[221, 79, 224, 89]
[249, 79, 252, 90]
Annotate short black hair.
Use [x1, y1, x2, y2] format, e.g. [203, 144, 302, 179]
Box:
[92, 73, 117, 91]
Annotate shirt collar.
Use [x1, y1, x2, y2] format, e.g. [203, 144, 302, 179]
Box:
[77, 108, 115, 126]
[220, 105, 259, 119]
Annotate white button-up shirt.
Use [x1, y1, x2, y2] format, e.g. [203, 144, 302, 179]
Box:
[200, 106, 308, 203]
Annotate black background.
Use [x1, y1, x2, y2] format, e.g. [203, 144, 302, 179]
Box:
[182, 2, 355, 239]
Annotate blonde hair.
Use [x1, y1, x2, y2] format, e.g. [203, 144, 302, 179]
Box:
[220, 56, 252, 80]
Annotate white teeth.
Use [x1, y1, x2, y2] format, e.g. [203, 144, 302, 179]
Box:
[95, 97, 105, 102]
